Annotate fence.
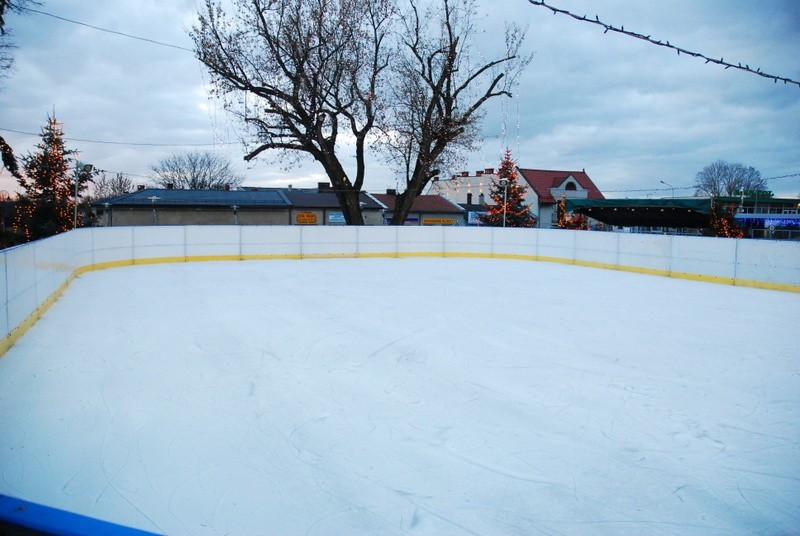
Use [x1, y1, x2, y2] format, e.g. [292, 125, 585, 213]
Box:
[2, 225, 799, 354]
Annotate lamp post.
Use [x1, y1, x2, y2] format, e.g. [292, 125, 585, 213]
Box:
[659, 180, 675, 198]
[148, 196, 159, 225]
[499, 177, 509, 227]
[75, 163, 93, 228]
[103, 202, 112, 227]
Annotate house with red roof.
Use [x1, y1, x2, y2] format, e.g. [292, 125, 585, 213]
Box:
[373, 190, 465, 225]
[428, 167, 605, 228]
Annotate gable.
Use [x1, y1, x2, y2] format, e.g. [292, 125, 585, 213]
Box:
[517, 169, 605, 204]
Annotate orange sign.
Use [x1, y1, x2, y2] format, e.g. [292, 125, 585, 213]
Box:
[296, 212, 318, 225]
[422, 218, 456, 225]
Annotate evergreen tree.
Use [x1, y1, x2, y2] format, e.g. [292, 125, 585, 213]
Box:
[479, 150, 536, 227]
[706, 201, 744, 238]
[556, 195, 589, 230]
[14, 115, 88, 242]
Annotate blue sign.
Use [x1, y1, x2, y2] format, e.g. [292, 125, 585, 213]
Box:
[467, 212, 486, 226]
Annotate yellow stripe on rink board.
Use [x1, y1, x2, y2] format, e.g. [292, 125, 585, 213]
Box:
[3, 250, 797, 358]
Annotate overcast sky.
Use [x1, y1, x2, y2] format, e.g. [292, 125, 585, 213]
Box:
[1, 0, 798, 198]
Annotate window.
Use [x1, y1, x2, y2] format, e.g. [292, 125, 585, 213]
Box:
[565, 182, 577, 191]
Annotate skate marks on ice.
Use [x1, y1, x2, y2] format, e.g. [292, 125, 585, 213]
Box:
[0, 258, 798, 535]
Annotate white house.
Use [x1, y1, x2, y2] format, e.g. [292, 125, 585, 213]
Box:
[428, 167, 605, 228]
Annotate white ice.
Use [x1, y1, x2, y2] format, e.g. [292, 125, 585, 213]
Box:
[0, 258, 798, 535]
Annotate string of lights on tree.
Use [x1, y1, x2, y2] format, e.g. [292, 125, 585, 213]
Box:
[13, 116, 91, 243]
[556, 195, 589, 230]
[478, 150, 536, 228]
[708, 202, 744, 238]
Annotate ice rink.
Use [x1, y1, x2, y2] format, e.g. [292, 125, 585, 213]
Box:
[1, 257, 798, 535]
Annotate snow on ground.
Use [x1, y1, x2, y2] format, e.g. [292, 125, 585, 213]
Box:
[0, 258, 798, 535]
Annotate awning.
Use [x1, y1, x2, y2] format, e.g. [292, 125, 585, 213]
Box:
[564, 198, 712, 227]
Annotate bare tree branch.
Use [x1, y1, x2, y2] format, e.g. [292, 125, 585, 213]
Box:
[150, 150, 244, 190]
[380, 0, 531, 224]
[193, 0, 393, 223]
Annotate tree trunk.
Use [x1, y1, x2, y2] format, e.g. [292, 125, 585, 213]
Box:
[390, 177, 426, 225]
[318, 149, 365, 225]
[335, 188, 365, 225]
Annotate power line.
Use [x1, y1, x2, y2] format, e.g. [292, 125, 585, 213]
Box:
[526, 1, 800, 88]
[20, 6, 193, 52]
[763, 173, 800, 182]
[600, 173, 799, 194]
[0, 127, 236, 148]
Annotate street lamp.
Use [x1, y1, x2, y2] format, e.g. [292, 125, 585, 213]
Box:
[148, 196, 160, 225]
[659, 180, 675, 198]
[75, 163, 93, 228]
[499, 177, 509, 227]
[103, 202, 112, 227]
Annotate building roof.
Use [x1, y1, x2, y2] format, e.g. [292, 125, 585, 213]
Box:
[282, 189, 385, 209]
[517, 169, 605, 204]
[458, 203, 488, 213]
[372, 193, 464, 213]
[565, 198, 712, 227]
[95, 188, 291, 207]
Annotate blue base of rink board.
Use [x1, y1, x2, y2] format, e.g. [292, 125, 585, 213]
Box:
[0, 494, 161, 536]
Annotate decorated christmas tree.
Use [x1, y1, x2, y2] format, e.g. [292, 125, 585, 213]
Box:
[14, 115, 87, 242]
[478, 150, 536, 227]
[557, 195, 590, 230]
[707, 201, 744, 238]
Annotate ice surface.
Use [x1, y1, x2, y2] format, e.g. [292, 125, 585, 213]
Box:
[1, 258, 798, 535]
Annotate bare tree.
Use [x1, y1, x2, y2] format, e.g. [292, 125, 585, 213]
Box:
[382, 0, 530, 225]
[192, 0, 392, 224]
[150, 150, 244, 190]
[88, 172, 135, 201]
[1, 0, 40, 178]
[694, 160, 766, 197]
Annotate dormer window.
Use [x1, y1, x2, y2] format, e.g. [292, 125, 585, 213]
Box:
[565, 182, 577, 191]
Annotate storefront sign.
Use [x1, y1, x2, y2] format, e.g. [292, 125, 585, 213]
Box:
[328, 211, 345, 223]
[422, 217, 456, 225]
[296, 212, 318, 225]
[467, 212, 486, 225]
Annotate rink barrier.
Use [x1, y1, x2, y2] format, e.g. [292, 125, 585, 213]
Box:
[0, 493, 161, 536]
[2, 225, 799, 356]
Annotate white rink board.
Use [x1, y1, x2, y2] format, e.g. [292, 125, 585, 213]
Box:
[2, 226, 798, 346]
[537, 228, 575, 260]
[185, 226, 241, 258]
[491, 227, 539, 257]
[671, 235, 737, 279]
[300, 226, 359, 256]
[574, 231, 619, 266]
[617, 233, 672, 271]
[240, 226, 302, 257]
[735, 238, 800, 285]
[91, 227, 134, 265]
[132, 226, 186, 261]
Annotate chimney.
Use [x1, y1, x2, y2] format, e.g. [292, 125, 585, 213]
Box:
[386, 188, 397, 195]
[318, 182, 331, 192]
[224, 184, 230, 191]
[466, 193, 473, 204]
[288, 184, 292, 191]
[137, 185, 145, 191]
[461, 171, 469, 177]
[479, 193, 485, 204]
[484, 168, 494, 174]
[476, 171, 483, 177]
[166, 183, 174, 190]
